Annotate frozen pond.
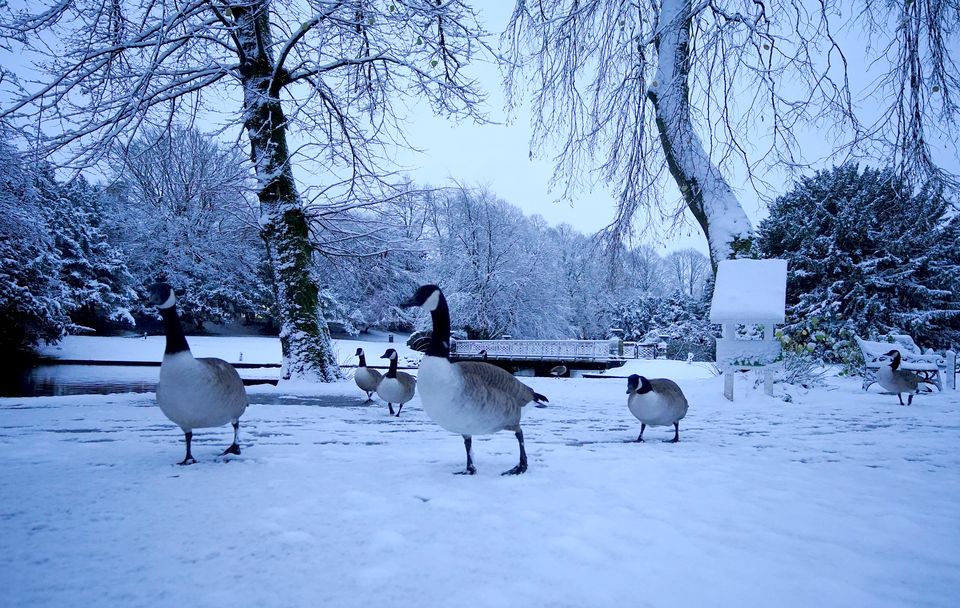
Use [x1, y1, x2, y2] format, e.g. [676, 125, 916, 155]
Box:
[1, 364, 280, 398]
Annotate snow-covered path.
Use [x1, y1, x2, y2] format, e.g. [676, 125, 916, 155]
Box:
[1, 373, 958, 607]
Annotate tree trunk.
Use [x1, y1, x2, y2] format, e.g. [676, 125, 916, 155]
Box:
[233, 2, 339, 381]
[647, 0, 754, 271]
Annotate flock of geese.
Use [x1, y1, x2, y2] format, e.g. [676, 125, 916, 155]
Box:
[145, 282, 924, 472]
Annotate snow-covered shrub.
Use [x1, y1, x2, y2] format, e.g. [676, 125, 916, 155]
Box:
[758, 164, 960, 366]
[609, 291, 719, 361]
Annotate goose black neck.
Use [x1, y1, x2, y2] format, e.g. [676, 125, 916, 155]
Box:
[890, 354, 901, 370]
[358, 353, 367, 367]
[159, 307, 190, 355]
[386, 356, 398, 378]
[426, 292, 451, 359]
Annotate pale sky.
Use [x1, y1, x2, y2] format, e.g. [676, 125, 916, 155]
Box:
[387, 2, 958, 257]
[390, 3, 718, 254]
[3, 1, 955, 258]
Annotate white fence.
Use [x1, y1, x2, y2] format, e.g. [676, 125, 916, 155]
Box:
[451, 339, 616, 362]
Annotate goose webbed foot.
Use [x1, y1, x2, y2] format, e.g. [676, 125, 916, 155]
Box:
[220, 443, 241, 456]
[394, 404, 404, 417]
[454, 465, 477, 476]
[178, 456, 197, 466]
[501, 462, 527, 476]
[897, 394, 905, 405]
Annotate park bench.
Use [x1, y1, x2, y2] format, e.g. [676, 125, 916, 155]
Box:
[855, 334, 946, 392]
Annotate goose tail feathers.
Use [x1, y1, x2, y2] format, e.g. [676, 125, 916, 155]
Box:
[533, 392, 548, 408]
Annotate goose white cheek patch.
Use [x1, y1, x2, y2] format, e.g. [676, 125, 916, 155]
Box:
[158, 291, 177, 309]
[423, 290, 440, 311]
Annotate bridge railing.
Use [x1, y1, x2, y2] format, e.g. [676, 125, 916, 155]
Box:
[451, 339, 617, 362]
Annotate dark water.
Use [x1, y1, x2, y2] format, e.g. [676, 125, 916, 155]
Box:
[0, 364, 278, 398]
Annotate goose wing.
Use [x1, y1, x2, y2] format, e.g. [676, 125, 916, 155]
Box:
[197, 357, 249, 407]
[455, 361, 541, 406]
[648, 378, 688, 406]
[892, 368, 921, 390]
[398, 371, 418, 394]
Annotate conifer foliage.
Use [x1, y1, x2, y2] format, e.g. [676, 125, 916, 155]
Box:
[0, 143, 69, 353]
[758, 164, 960, 364]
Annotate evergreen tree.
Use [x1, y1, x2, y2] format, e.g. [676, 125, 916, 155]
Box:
[0, 143, 69, 353]
[33, 166, 137, 331]
[608, 291, 717, 360]
[758, 164, 960, 364]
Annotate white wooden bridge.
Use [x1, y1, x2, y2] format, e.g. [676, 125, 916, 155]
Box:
[450, 339, 626, 375]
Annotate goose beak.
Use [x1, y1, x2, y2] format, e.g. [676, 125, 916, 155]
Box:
[399, 298, 417, 308]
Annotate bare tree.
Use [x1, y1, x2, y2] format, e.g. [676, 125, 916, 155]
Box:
[106, 125, 269, 327]
[0, 1, 489, 381]
[663, 247, 709, 297]
[503, 0, 960, 270]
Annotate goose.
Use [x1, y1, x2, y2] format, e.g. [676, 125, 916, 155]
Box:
[549, 364, 568, 378]
[147, 283, 248, 465]
[877, 349, 922, 405]
[402, 284, 547, 475]
[354, 347, 382, 402]
[626, 374, 689, 443]
[376, 348, 416, 417]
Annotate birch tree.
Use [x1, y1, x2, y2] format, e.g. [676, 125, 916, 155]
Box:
[0, 0, 489, 381]
[503, 0, 960, 270]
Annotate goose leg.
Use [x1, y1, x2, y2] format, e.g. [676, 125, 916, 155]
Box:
[221, 420, 241, 456]
[636, 423, 647, 443]
[907, 393, 914, 406]
[178, 431, 196, 466]
[502, 428, 528, 476]
[394, 403, 404, 417]
[897, 393, 905, 406]
[455, 435, 477, 475]
[666, 422, 680, 443]
[388, 403, 395, 416]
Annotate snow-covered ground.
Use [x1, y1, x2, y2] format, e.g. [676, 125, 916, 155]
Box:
[2, 336, 958, 607]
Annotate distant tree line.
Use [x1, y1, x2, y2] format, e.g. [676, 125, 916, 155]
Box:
[0, 127, 713, 356]
[6, 126, 955, 365]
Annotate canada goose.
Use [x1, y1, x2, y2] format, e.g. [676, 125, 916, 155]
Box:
[377, 348, 416, 417]
[877, 349, 921, 405]
[354, 347, 382, 402]
[402, 284, 547, 475]
[549, 365, 568, 378]
[626, 374, 689, 443]
[147, 283, 248, 465]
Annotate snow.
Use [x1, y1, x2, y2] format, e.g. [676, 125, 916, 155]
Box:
[3, 336, 959, 607]
[710, 259, 788, 323]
